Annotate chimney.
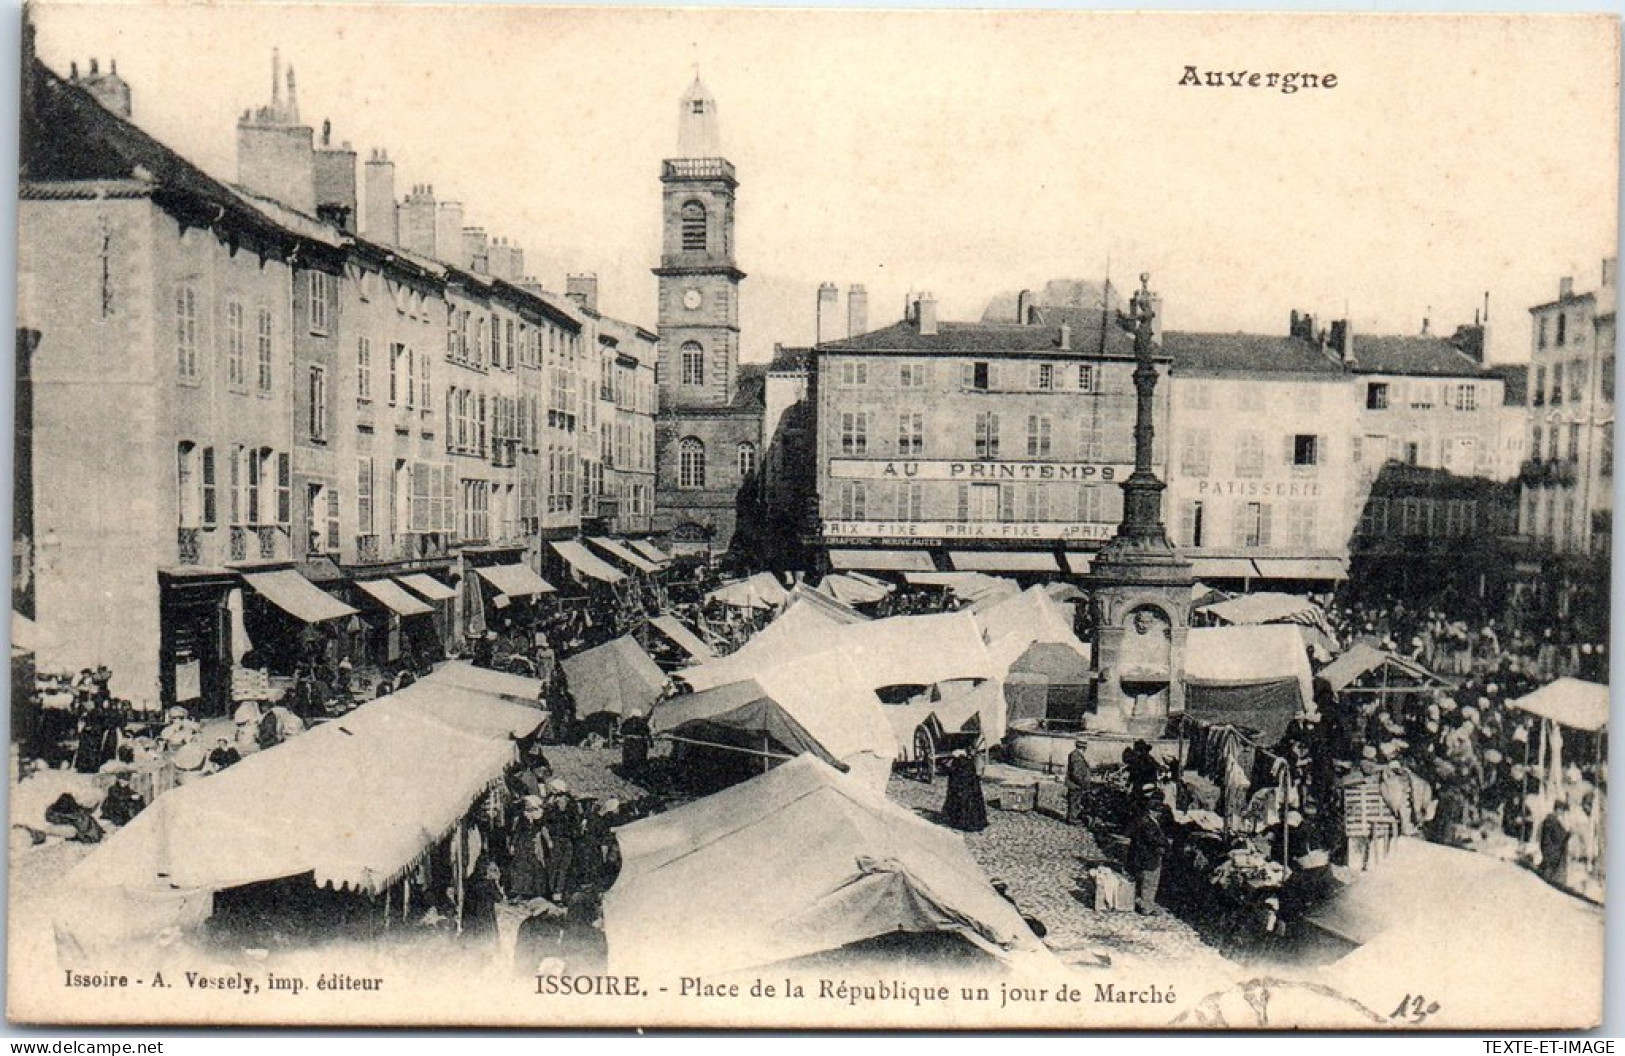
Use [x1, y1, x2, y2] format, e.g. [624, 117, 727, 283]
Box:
[235, 51, 315, 213]
[1560, 276, 1575, 299]
[397, 184, 438, 258]
[1058, 324, 1072, 351]
[847, 283, 868, 338]
[463, 226, 489, 274]
[816, 282, 839, 345]
[362, 149, 398, 245]
[313, 127, 357, 232]
[566, 273, 599, 313]
[1016, 289, 1036, 325]
[435, 202, 464, 265]
[285, 65, 299, 124]
[918, 293, 938, 337]
[77, 55, 132, 117]
[1329, 319, 1355, 363]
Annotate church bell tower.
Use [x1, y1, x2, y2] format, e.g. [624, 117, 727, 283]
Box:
[654, 75, 746, 410]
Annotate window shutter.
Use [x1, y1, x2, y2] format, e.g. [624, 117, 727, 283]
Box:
[326, 490, 341, 552]
[276, 452, 291, 526]
[1179, 502, 1194, 547]
[999, 483, 1014, 522]
[957, 483, 969, 521]
[1282, 434, 1295, 465]
[201, 447, 217, 528]
[1259, 503, 1273, 547]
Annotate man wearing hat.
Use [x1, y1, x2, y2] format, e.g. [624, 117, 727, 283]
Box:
[1125, 787, 1169, 915]
[1065, 737, 1092, 826]
[508, 794, 549, 899]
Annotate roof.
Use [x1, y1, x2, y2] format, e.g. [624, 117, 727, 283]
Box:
[818, 319, 1146, 359]
[67, 684, 543, 895]
[1317, 643, 1444, 693]
[1347, 334, 1487, 378]
[1485, 363, 1529, 406]
[1508, 677, 1609, 731]
[603, 755, 1053, 978]
[1161, 332, 1346, 376]
[768, 345, 813, 372]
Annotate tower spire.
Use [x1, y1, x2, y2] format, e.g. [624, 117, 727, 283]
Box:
[677, 73, 721, 158]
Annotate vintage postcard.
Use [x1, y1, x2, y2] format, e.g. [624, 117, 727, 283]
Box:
[6, 1, 1618, 1031]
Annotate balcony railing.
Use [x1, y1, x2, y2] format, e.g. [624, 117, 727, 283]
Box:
[229, 527, 249, 562]
[177, 527, 202, 566]
[662, 158, 736, 182]
[257, 526, 279, 559]
[356, 535, 381, 562]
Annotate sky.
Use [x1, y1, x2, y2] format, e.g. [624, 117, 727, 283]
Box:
[26, 3, 1621, 365]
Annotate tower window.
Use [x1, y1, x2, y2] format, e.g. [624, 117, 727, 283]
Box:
[681, 201, 707, 252]
[678, 437, 706, 489]
[680, 341, 705, 386]
[737, 442, 757, 479]
[691, 100, 705, 114]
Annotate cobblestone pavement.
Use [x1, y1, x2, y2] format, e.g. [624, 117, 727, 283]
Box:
[885, 769, 1236, 975]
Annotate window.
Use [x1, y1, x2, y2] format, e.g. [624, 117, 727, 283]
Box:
[1539, 317, 1549, 349]
[681, 201, 707, 251]
[307, 271, 331, 334]
[1547, 427, 1559, 462]
[1291, 434, 1321, 467]
[1603, 423, 1614, 477]
[1454, 383, 1477, 411]
[1366, 382, 1389, 410]
[1404, 441, 1421, 465]
[975, 412, 1000, 459]
[899, 362, 928, 388]
[200, 447, 216, 528]
[406, 347, 416, 410]
[678, 437, 706, 489]
[247, 449, 261, 525]
[1032, 363, 1056, 391]
[681, 342, 705, 386]
[357, 337, 372, 402]
[1534, 366, 1547, 406]
[736, 442, 756, 479]
[1570, 359, 1585, 401]
[900, 481, 924, 521]
[967, 362, 990, 391]
[175, 285, 198, 380]
[898, 412, 924, 456]
[256, 309, 274, 392]
[1568, 422, 1581, 461]
[1556, 312, 1567, 346]
[1078, 364, 1097, 393]
[1080, 414, 1104, 462]
[961, 482, 999, 522]
[840, 412, 869, 455]
[1025, 415, 1052, 457]
[388, 342, 403, 405]
[308, 366, 327, 443]
[1179, 499, 1205, 548]
[1604, 357, 1616, 404]
[1180, 429, 1210, 477]
[490, 315, 501, 366]
[225, 301, 246, 387]
[229, 445, 243, 526]
[505, 320, 515, 371]
[1020, 483, 1052, 522]
[1235, 431, 1264, 477]
[357, 457, 374, 535]
[1236, 501, 1271, 547]
[1409, 383, 1434, 410]
[177, 443, 198, 528]
[838, 360, 868, 387]
[1286, 502, 1317, 549]
[1552, 364, 1565, 405]
[839, 481, 868, 521]
[276, 451, 291, 526]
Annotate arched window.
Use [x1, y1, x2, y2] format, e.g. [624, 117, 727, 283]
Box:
[681, 201, 707, 252]
[681, 341, 705, 386]
[737, 441, 757, 479]
[678, 437, 706, 489]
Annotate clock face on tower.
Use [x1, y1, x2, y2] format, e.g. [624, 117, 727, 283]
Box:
[683, 288, 703, 311]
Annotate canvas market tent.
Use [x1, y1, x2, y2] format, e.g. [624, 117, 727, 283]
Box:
[651, 678, 847, 771]
[560, 636, 667, 719]
[902, 571, 1020, 605]
[816, 572, 890, 607]
[66, 686, 544, 898]
[1317, 643, 1446, 697]
[1311, 837, 1604, 1028]
[706, 572, 790, 610]
[647, 614, 716, 661]
[1182, 625, 1313, 744]
[603, 754, 1056, 979]
[973, 586, 1087, 676]
[1198, 591, 1338, 657]
[678, 596, 854, 691]
[1004, 641, 1094, 728]
[1508, 677, 1609, 733]
[419, 660, 547, 706]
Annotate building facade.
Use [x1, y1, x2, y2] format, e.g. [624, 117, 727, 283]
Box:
[1520, 260, 1617, 556]
[811, 296, 1168, 575]
[651, 77, 762, 554]
[17, 50, 657, 708]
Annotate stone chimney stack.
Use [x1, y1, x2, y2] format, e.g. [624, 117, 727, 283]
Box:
[917, 293, 939, 337]
[362, 149, 398, 246]
[566, 273, 600, 314]
[74, 56, 132, 117]
[1017, 289, 1036, 324]
[236, 51, 315, 214]
[816, 282, 839, 345]
[847, 283, 868, 338]
[313, 123, 357, 232]
[463, 226, 489, 274]
[398, 184, 438, 258]
[1560, 276, 1575, 299]
[435, 202, 465, 265]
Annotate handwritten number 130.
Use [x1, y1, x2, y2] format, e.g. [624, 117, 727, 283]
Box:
[1390, 994, 1441, 1024]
